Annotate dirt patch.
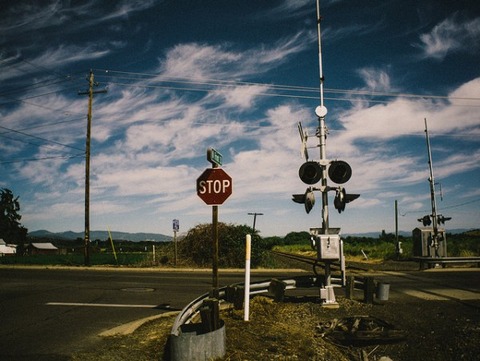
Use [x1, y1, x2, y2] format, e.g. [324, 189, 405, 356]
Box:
[72, 314, 177, 361]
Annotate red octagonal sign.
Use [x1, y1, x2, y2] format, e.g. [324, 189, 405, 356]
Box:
[197, 168, 233, 205]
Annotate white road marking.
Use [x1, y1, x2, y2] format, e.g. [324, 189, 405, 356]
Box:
[402, 290, 450, 301]
[46, 302, 157, 308]
[402, 288, 480, 301]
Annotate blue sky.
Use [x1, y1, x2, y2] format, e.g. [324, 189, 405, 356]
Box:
[1, 0, 479, 238]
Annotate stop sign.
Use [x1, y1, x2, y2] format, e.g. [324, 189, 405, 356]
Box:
[197, 168, 233, 205]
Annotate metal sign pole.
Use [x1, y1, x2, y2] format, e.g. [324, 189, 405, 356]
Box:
[172, 219, 179, 267]
[212, 205, 219, 295]
[210, 152, 220, 296]
[174, 230, 177, 267]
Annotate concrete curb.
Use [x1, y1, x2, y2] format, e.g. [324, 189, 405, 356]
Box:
[99, 311, 179, 337]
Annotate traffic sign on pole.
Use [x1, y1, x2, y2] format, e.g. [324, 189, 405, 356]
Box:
[197, 168, 233, 205]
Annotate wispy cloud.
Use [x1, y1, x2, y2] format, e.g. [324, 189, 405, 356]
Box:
[0, 0, 157, 35]
[253, 0, 311, 21]
[356, 67, 396, 93]
[158, 32, 310, 81]
[209, 84, 271, 110]
[417, 14, 480, 60]
[34, 45, 110, 69]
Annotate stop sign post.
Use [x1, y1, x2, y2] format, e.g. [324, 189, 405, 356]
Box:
[197, 149, 233, 295]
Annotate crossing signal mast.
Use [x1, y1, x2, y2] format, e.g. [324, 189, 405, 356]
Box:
[417, 118, 451, 257]
[292, 0, 359, 305]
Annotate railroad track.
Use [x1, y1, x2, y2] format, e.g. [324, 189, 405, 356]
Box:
[270, 250, 368, 273]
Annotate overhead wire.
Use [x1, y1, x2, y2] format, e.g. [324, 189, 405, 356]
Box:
[0, 117, 85, 135]
[0, 60, 88, 164]
[400, 197, 480, 216]
[0, 124, 84, 152]
[0, 153, 84, 165]
[0, 77, 72, 99]
[1, 60, 479, 164]
[95, 68, 480, 105]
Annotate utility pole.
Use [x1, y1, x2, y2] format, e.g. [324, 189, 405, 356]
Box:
[248, 212, 263, 233]
[78, 70, 107, 266]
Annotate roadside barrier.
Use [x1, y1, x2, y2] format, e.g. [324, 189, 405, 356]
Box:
[169, 274, 383, 360]
[169, 277, 304, 361]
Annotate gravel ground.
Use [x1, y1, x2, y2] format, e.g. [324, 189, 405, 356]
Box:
[221, 294, 480, 361]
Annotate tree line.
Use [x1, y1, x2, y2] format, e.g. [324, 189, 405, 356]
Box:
[2, 188, 478, 267]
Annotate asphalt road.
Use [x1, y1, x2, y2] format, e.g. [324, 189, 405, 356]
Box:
[0, 266, 478, 360]
[0, 267, 301, 360]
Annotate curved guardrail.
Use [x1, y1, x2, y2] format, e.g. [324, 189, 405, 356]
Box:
[170, 278, 299, 361]
[170, 274, 344, 336]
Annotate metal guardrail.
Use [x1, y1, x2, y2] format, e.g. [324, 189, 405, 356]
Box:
[170, 280, 276, 336]
[170, 277, 318, 336]
[171, 290, 222, 336]
[413, 256, 480, 269]
[170, 275, 350, 336]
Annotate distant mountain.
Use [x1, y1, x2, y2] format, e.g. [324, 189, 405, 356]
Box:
[29, 228, 475, 242]
[29, 230, 172, 242]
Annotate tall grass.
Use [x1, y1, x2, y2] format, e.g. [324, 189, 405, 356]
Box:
[0, 252, 150, 266]
[274, 239, 413, 261]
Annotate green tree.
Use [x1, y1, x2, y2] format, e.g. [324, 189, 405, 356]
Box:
[0, 188, 28, 249]
[283, 231, 310, 245]
[178, 223, 268, 268]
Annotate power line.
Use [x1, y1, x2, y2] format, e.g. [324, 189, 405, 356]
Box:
[101, 78, 480, 109]
[19, 58, 74, 79]
[400, 197, 480, 216]
[0, 153, 84, 165]
[440, 198, 480, 210]
[0, 77, 73, 99]
[0, 124, 84, 152]
[95, 68, 480, 104]
[0, 117, 85, 135]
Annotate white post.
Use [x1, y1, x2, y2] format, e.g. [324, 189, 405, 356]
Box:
[152, 244, 156, 264]
[340, 239, 345, 287]
[244, 234, 251, 321]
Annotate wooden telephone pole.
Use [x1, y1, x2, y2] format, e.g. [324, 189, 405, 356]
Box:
[78, 70, 107, 265]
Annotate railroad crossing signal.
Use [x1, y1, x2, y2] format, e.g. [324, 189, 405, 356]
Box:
[292, 187, 316, 214]
[197, 168, 232, 205]
[333, 187, 360, 213]
[418, 214, 451, 226]
[294, 158, 359, 214]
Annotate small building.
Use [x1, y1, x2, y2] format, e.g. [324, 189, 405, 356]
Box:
[27, 242, 59, 255]
[0, 239, 16, 256]
[412, 227, 447, 257]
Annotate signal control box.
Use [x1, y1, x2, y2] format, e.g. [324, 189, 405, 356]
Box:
[310, 228, 341, 260]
